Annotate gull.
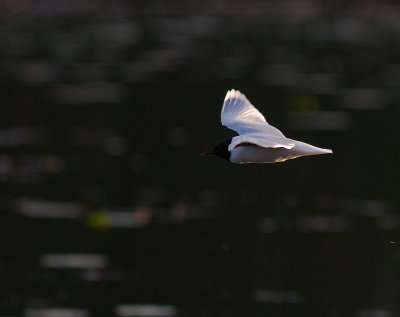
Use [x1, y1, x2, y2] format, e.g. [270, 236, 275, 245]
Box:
[202, 89, 332, 164]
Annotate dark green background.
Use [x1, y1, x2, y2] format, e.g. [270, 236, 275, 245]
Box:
[0, 1, 399, 316]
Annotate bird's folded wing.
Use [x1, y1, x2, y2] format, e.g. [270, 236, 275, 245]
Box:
[221, 89, 286, 137]
[228, 134, 295, 151]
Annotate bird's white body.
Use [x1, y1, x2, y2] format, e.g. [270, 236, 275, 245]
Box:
[221, 89, 332, 164]
[230, 140, 332, 164]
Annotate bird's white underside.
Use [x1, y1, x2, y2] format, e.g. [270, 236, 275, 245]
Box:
[230, 142, 332, 164]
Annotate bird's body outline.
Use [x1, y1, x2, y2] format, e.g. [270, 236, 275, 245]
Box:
[202, 89, 332, 164]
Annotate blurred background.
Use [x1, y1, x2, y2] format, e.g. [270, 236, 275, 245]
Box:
[1, 0, 400, 316]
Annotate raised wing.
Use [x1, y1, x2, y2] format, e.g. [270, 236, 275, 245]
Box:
[221, 89, 267, 132]
[221, 89, 295, 150]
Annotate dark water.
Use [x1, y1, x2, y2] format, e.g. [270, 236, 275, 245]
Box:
[1, 1, 400, 316]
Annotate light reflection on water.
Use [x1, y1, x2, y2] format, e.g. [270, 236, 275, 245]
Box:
[39, 254, 108, 269]
[115, 304, 177, 317]
[24, 308, 89, 317]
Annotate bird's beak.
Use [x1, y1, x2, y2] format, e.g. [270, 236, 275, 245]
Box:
[201, 150, 213, 156]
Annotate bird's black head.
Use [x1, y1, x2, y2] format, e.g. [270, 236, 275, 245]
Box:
[201, 138, 232, 161]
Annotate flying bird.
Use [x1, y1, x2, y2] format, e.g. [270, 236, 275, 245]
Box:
[202, 89, 332, 164]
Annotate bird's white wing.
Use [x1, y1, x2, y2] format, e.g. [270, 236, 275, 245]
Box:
[228, 134, 295, 151]
[221, 89, 295, 151]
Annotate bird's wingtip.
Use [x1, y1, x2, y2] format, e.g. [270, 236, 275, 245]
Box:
[224, 89, 242, 101]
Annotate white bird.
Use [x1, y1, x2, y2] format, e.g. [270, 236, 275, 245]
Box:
[202, 89, 332, 164]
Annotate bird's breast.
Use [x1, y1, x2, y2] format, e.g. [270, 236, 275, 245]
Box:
[230, 144, 297, 164]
